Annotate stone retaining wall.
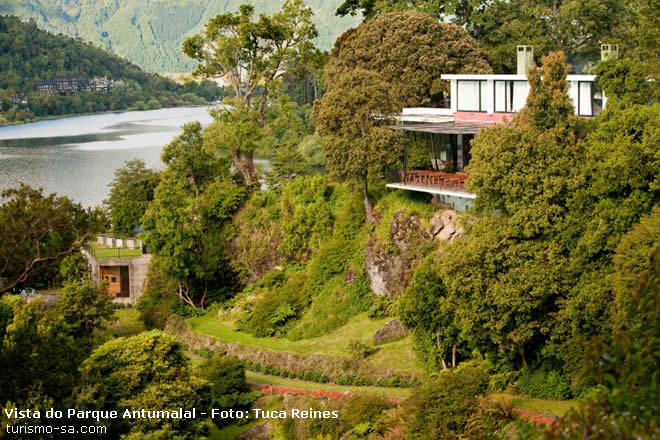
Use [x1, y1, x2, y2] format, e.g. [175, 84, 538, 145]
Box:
[165, 316, 421, 383]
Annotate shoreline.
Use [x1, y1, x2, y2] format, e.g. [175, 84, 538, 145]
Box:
[0, 104, 218, 127]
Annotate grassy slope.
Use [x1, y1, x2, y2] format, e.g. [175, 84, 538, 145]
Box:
[188, 312, 425, 375]
[105, 308, 147, 336]
[246, 371, 411, 398]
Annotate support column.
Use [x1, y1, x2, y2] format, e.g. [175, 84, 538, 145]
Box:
[457, 134, 464, 172]
[402, 131, 407, 183]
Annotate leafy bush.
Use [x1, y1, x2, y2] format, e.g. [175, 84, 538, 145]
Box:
[348, 340, 376, 359]
[335, 375, 373, 386]
[195, 354, 259, 427]
[136, 267, 179, 329]
[59, 253, 89, 283]
[405, 364, 489, 439]
[518, 368, 572, 400]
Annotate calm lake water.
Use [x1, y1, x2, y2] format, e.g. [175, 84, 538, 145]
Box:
[0, 107, 247, 207]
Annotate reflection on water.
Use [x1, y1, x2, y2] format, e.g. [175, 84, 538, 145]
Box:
[0, 107, 219, 207]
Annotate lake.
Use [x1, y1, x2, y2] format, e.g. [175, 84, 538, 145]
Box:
[0, 107, 267, 207]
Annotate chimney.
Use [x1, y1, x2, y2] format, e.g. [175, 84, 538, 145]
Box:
[601, 44, 619, 61]
[517, 46, 534, 75]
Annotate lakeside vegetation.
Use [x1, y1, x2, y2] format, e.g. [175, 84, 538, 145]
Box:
[0, 15, 231, 124]
[0, 0, 658, 439]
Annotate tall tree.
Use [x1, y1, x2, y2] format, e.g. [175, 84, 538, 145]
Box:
[105, 160, 160, 236]
[142, 123, 246, 308]
[183, 0, 318, 185]
[326, 11, 491, 108]
[313, 69, 399, 224]
[0, 185, 105, 294]
[456, 0, 632, 73]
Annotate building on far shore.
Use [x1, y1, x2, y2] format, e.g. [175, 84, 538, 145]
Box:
[35, 75, 114, 95]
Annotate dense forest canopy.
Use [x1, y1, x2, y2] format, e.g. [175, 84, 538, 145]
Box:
[0, 1, 658, 438]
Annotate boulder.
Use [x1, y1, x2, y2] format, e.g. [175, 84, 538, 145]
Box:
[430, 209, 464, 242]
[365, 208, 464, 297]
[374, 319, 409, 344]
[235, 423, 271, 440]
[365, 238, 410, 297]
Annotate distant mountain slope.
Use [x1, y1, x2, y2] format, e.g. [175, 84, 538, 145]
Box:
[0, 0, 360, 73]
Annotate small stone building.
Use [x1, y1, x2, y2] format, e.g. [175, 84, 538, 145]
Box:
[82, 236, 152, 305]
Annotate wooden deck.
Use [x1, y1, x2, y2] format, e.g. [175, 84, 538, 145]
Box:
[401, 170, 471, 193]
[386, 170, 476, 200]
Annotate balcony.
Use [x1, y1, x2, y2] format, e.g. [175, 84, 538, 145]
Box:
[386, 170, 476, 199]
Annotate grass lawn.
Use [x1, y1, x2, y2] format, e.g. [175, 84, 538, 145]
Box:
[208, 420, 261, 440]
[89, 242, 142, 259]
[246, 371, 411, 398]
[106, 308, 146, 336]
[188, 312, 425, 376]
[501, 394, 578, 417]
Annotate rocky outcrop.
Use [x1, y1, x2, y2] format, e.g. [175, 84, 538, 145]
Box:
[429, 209, 464, 242]
[374, 319, 409, 344]
[365, 208, 464, 297]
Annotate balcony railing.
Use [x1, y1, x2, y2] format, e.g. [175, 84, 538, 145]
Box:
[401, 170, 470, 193]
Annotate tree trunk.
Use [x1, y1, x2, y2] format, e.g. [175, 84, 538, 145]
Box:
[362, 181, 376, 225]
[435, 330, 448, 370]
[177, 280, 196, 308]
[519, 346, 527, 368]
[232, 149, 258, 186]
[452, 344, 456, 368]
[200, 280, 208, 310]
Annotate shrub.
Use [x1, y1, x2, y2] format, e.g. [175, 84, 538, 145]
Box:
[136, 267, 178, 329]
[59, 253, 89, 283]
[518, 368, 572, 400]
[348, 340, 376, 359]
[195, 354, 259, 427]
[405, 364, 489, 439]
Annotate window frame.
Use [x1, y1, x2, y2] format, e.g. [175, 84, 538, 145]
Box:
[457, 80, 487, 112]
[493, 80, 529, 113]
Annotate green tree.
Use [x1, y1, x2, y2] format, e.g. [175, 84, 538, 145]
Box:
[400, 255, 460, 370]
[195, 354, 259, 427]
[336, 0, 453, 21]
[0, 185, 104, 294]
[183, 0, 318, 185]
[0, 301, 89, 402]
[466, 51, 587, 237]
[408, 53, 590, 369]
[142, 123, 246, 308]
[160, 122, 219, 197]
[326, 11, 491, 108]
[53, 280, 115, 338]
[595, 57, 656, 109]
[78, 331, 210, 439]
[105, 160, 160, 235]
[405, 364, 488, 439]
[457, 0, 632, 73]
[59, 253, 90, 283]
[313, 69, 399, 224]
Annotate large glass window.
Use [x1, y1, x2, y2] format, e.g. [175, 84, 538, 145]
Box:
[457, 80, 487, 112]
[494, 80, 530, 112]
[577, 81, 602, 116]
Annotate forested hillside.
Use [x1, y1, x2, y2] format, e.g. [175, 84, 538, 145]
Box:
[0, 15, 227, 123]
[0, 0, 359, 72]
[0, 15, 167, 93]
